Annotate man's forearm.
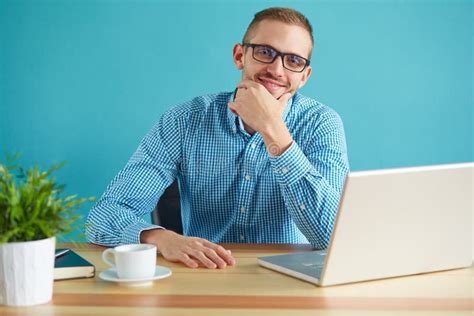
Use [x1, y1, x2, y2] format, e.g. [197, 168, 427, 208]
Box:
[267, 139, 349, 249]
[261, 119, 293, 156]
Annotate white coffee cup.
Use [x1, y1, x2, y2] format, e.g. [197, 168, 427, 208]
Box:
[102, 244, 157, 279]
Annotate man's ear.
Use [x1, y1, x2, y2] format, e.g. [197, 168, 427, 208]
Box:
[298, 65, 312, 88]
[232, 43, 245, 70]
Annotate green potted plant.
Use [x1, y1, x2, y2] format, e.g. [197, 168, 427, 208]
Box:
[0, 157, 93, 306]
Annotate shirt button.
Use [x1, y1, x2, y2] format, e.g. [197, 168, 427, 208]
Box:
[251, 143, 256, 149]
[300, 203, 306, 210]
[240, 234, 244, 241]
[309, 169, 318, 176]
[240, 207, 246, 213]
[281, 167, 288, 174]
[245, 175, 251, 181]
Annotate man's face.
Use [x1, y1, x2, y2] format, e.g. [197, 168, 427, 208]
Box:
[233, 20, 313, 99]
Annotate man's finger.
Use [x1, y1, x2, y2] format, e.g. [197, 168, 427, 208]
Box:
[236, 79, 257, 90]
[204, 241, 236, 266]
[191, 251, 217, 269]
[278, 92, 292, 104]
[236, 83, 248, 90]
[228, 102, 239, 116]
[202, 248, 227, 269]
[180, 253, 199, 269]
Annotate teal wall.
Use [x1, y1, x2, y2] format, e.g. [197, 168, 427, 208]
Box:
[1, 0, 472, 241]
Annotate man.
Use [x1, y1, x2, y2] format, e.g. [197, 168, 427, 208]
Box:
[86, 7, 349, 269]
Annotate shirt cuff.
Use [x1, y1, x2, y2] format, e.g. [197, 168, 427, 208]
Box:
[121, 221, 164, 245]
[269, 141, 317, 186]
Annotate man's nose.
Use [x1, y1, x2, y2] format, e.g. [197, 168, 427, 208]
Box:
[266, 56, 285, 77]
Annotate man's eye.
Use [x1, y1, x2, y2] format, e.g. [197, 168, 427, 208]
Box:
[287, 55, 305, 66]
[256, 47, 274, 57]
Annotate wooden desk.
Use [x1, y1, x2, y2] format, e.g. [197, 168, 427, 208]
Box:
[1, 243, 472, 315]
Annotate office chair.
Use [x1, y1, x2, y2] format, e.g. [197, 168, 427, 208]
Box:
[151, 180, 183, 234]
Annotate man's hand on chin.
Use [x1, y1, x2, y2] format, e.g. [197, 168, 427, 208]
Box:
[228, 79, 294, 156]
[227, 79, 292, 135]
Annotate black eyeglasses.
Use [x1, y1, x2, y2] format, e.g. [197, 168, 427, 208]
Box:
[242, 43, 310, 73]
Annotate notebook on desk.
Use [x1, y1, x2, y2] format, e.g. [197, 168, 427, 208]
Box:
[54, 248, 95, 281]
[258, 162, 473, 286]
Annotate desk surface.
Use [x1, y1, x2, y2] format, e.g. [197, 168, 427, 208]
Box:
[1, 243, 472, 316]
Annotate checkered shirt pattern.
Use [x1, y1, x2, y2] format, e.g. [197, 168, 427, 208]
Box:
[86, 91, 349, 249]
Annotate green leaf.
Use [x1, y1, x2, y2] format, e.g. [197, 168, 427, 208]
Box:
[0, 154, 95, 243]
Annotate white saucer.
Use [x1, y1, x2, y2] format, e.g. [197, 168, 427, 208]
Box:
[99, 266, 172, 286]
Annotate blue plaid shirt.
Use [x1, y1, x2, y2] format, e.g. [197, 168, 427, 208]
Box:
[86, 91, 349, 249]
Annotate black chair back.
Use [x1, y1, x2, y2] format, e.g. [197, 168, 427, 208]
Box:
[151, 180, 183, 234]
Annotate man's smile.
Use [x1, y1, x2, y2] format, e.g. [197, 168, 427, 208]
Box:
[256, 75, 288, 94]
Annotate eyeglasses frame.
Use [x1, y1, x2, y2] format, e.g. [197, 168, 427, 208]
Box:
[242, 42, 311, 73]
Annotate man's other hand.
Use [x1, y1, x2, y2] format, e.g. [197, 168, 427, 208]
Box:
[140, 229, 236, 269]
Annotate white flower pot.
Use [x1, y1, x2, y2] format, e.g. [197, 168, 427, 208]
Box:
[0, 236, 56, 306]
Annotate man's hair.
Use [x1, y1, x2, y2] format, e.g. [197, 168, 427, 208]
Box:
[242, 7, 314, 55]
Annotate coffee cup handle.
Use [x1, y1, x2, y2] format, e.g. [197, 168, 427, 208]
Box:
[102, 248, 116, 268]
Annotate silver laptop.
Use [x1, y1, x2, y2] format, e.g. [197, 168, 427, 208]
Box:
[258, 162, 473, 286]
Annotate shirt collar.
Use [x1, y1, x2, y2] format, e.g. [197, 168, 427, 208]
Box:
[226, 89, 294, 132]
